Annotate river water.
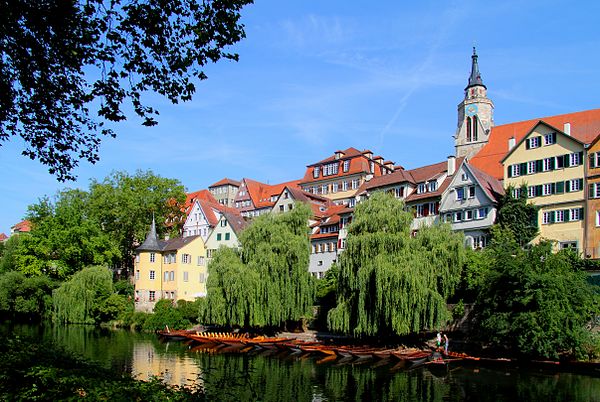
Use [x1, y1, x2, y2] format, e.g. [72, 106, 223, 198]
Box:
[6, 323, 600, 401]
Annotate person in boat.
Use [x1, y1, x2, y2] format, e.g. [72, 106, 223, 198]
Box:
[443, 333, 449, 354]
[436, 332, 442, 350]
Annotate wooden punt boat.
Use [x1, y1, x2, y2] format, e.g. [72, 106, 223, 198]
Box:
[316, 355, 338, 364]
[333, 345, 373, 358]
[298, 344, 337, 356]
[244, 336, 290, 348]
[373, 349, 397, 359]
[391, 350, 431, 362]
[349, 348, 381, 360]
[157, 329, 194, 341]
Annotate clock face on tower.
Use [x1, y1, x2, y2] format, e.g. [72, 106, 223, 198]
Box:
[465, 104, 478, 117]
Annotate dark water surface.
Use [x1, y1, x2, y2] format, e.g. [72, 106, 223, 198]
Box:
[5, 323, 600, 401]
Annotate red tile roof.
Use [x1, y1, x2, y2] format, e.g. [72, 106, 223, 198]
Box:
[11, 220, 31, 233]
[310, 232, 338, 240]
[471, 108, 600, 180]
[184, 189, 217, 214]
[209, 178, 241, 188]
[0, 233, 8, 242]
[467, 162, 505, 203]
[299, 147, 393, 185]
[240, 178, 301, 210]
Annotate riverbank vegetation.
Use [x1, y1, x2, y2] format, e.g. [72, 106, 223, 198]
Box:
[0, 187, 598, 361]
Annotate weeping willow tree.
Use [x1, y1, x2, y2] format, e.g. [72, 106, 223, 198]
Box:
[53, 266, 113, 324]
[202, 203, 315, 328]
[328, 191, 465, 337]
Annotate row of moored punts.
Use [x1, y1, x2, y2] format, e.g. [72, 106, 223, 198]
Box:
[157, 329, 600, 375]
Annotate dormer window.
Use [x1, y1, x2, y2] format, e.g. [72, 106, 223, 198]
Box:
[417, 183, 426, 194]
[313, 166, 320, 178]
[428, 181, 437, 192]
[343, 160, 350, 172]
[526, 136, 541, 149]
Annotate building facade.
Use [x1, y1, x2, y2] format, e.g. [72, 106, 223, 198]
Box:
[204, 212, 247, 260]
[208, 178, 240, 208]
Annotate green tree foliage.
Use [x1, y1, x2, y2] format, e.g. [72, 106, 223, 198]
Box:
[1, 0, 252, 180]
[0, 234, 23, 273]
[142, 299, 191, 331]
[0, 271, 57, 319]
[53, 266, 115, 324]
[15, 190, 120, 278]
[202, 203, 315, 328]
[474, 231, 600, 359]
[496, 185, 539, 247]
[88, 170, 186, 272]
[327, 192, 465, 337]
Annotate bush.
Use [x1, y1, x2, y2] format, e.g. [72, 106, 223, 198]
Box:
[142, 299, 191, 331]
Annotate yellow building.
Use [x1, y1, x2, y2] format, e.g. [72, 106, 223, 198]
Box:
[502, 121, 585, 251]
[585, 135, 600, 258]
[134, 218, 207, 312]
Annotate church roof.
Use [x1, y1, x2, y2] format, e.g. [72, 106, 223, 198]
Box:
[466, 47, 485, 89]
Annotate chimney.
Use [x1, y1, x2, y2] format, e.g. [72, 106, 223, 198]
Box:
[508, 136, 516, 150]
[564, 122, 571, 136]
[447, 155, 456, 176]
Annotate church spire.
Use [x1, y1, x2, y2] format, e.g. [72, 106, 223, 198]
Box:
[466, 47, 485, 90]
[137, 215, 161, 251]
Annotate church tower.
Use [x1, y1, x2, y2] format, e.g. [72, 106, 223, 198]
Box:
[455, 47, 494, 158]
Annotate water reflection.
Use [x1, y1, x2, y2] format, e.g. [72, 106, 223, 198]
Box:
[5, 323, 600, 401]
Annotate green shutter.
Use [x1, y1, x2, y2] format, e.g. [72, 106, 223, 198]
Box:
[551, 183, 556, 194]
[552, 133, 557, 144]
[590, 154, 596, 169]
[566, 180, 571, 192]
[536, 185, 543, 197]
[536, 159, 543, 172]
[520, 162, 527, 173]
[564, 154, 570, 167]
[565, 209, 570, 222]
[550, 211, 555, 223]
[579, 152, 584, 164]
[507, 165, 513, 178]
[578, 178, 584, 190]
[556, 181, 565, 193]
[550, 157, 555, 170]
[525, 139, 531, 149]
[590, 184, 595, 198]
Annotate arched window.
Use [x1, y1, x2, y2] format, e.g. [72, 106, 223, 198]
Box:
[466, 117, 472, 142]
[472, 115, 478, 141]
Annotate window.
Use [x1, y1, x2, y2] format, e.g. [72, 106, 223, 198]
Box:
[590, 183, 600, 199]
[313, 166, 320, 178]
[528, 186, 536, 198]
[395, 187, 404, 198]
[164, 271, 169, 281]
[417, 183, 426, 194]
[332, 182, 338, 192]
[428, 181, 437, 192]
[461, 173, 468, 181]
[416, 204, 425, 217]
[370, 161, 375, 173]
[542, 212, 552, 225]
[559, 241, 578, 251]
[170, 271, 175, 281]
[512, 187, 521, 198]
[428, 202, 437, 216]
[510, 164, 521, 177]
[596, 211, 600, 227]
[150, 253, 155, 263]
[527, 161, 536, 175]
[351, 179, 359, 190]
[343, 160, 350, 172]
[217, 233, 222, 241]
[225, 233, 230, 241]
[207, 249, 214, 258]
[569, 179, 581, 192]
[221, 219, 228, 227]
[317, 261, 323, 266]
[197, 256, 205, 266]
[182, 254, 191, 264]
[468, 186, 476, 198]
[135, 255, 140, 263]
[150, 270, 155, 280]
[456, 187, 465, 201]
[454, 211, 463, 222]
[555, 155, 564, 169]
[465, 210, 474, 220]
[183, 272, 189, 282]
[555, 210, 565, 223]
[543, 158, 553, 172]
[199, 273, 206, 283]
[342, 181, 349, 191]
[544, 132, 556, 145]
[527, 136, 541, 149]
[135, 270, 140, 280]
[590, 152, 600, 169]
[149, 291, 156, 301]
[321, 184, 328, 194]
[279, 205, 284, 212]
[473, 235, 488, 249]
[542, 184, 553, 196]
[570, 208, 582, 221]
[477, 208, 488, 219]
[570, 152, 580, 166]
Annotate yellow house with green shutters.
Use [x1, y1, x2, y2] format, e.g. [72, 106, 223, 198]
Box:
[502, 121, 586, 252]
[134, 218, 208, 312]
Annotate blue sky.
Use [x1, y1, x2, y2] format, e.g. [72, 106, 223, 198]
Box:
[1, 0, 599, 234]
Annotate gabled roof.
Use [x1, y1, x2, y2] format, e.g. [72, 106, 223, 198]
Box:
[357, 168, 414, 194]
[470, 108, 600, 180]
[209, 178, 240, 188]
[162, 235, 202, 252]
[184, 189, 217, 214]
[467, 163, 505, 203]
[11, 220, 31, 233]
[404, 158, 465, 203]
[500, 120, 585, 164]
[309, 147, 363, 166]
[221, 211, 248, 235]
[240, 178, 301, 209]
[277, 186, 332, 218]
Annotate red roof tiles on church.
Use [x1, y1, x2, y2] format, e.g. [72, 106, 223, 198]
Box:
[470, 108, 600, 180]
